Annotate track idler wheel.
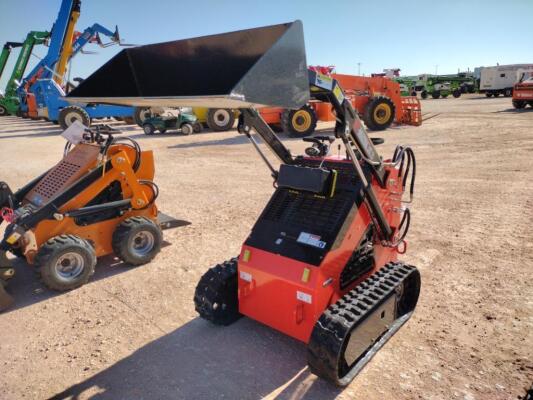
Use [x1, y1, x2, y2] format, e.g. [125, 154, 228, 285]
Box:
[307, 262, 421, 386]
[194, 257, 242, 326]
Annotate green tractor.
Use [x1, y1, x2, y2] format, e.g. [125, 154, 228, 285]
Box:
[394, 77, 417, 96]
[142, 108, 202, 135]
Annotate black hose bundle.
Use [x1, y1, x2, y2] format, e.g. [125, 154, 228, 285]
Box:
[111, 136, 142, 172]
[393, 145, 416, 202]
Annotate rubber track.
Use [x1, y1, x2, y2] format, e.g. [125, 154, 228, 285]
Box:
[194, 257, 242, 326]
[307, 261, 418, 385]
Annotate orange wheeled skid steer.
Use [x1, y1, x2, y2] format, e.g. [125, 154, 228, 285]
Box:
[62, 20, 421, 386]
[0, 125, 174, 311]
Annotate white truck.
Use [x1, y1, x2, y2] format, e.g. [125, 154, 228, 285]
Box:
[476, 64, 533, 97]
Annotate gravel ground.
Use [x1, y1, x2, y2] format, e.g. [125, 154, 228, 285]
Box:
[0, 94, 531, 400]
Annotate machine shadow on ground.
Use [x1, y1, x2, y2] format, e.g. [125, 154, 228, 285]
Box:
[493, 108, 533, 114]
[48, 317, 342, 400]
[0, 127, 63, 138]
[166, 128, 338, 150]
[2, 225, 189, 314]
[465, 96, 511, 101]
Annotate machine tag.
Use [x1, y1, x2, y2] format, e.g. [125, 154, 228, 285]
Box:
[296, 291, 312, 304]
[297, 232, 326, 249]
[314, 73, 333, 90]
[239, 270, 252, 282]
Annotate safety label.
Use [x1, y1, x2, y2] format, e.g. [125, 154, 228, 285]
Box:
[296, 291, 312, 304]
[315, 73, 333, 90]
[297, 232, 326, 249]
[239, 270, 252, 282]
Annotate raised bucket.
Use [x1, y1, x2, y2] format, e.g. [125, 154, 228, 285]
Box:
[66, 21, 309, 110]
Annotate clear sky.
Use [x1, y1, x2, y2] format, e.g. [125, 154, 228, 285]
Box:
[1, 0, 532, 90]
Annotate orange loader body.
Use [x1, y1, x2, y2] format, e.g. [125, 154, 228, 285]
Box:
[259, 74, 421, 133]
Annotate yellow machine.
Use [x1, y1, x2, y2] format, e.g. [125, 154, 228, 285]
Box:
[53, 1, 80, 85]
[0, 125, 174, 309]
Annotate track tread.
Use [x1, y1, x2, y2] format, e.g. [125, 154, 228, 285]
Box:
[307, 261, 419, 386]
[194, 257, 242, 326]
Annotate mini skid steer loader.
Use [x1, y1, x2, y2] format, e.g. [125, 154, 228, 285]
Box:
[0, 124, 165, 310]
[63, 21, 421, 386]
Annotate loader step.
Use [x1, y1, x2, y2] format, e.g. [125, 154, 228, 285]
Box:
[307, 262, 420, 386]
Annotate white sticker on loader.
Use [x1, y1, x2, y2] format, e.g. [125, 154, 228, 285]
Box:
[297, 291, 312, 304]
[297, 232, 326, 249]
[61, 120, 87, 144]
[239, 270, 252, 282]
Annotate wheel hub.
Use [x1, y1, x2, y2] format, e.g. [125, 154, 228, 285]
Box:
[292, 110, 311, 131]
[65, 111, 82, 126]
[373, 104, 392, 124]
[214, 110, 230, 125]
[130, 231, 155, 257]
[54, 252, 84, 281]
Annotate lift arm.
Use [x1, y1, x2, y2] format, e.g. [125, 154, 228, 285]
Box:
[238, 69, 393, 242]
[0, 42, 23, 83]
[23, 0, 81, 83]
[0, 31, 49, 100]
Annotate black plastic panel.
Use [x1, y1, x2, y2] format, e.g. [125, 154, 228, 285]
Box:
[245, 159, 372, 266]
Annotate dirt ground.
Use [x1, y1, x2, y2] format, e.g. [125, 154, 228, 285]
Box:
[0, 94, 531, 400]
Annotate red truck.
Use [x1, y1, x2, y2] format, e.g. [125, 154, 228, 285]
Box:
[512, 74, 533, 109]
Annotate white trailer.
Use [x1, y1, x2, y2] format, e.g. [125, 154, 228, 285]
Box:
[477, 64, 533, 97]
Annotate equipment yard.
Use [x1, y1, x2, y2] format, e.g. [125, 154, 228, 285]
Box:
[0, 94, 531, 400]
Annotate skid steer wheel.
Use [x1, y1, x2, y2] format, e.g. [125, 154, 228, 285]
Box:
[363, 96, 395, 131]
[143, 123, 156, 135]
[0, 105, 7, 116]
[35, 235, 97, 292]
[58, 106, 91, 130]
[452, 90, 461, 98]
[206, 108, 235, 132]
[194, 257, 242, 326]
[420, 91, 428, 99]
[431, 91, 441, 99]
[281, 104, 317, 137]
[112, 217, 162, 266]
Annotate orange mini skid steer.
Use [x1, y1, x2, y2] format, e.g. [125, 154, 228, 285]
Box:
[0, 125, 167, 310]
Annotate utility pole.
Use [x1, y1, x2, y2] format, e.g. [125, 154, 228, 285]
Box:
[435, 64, 438, 75]
[357, 62, 361, 75]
